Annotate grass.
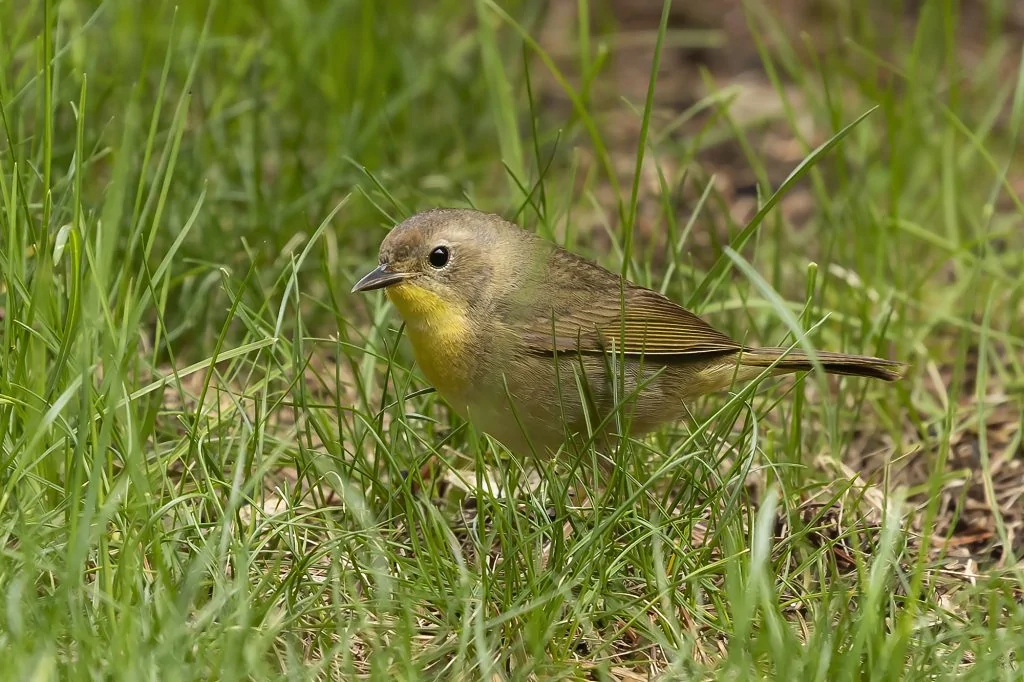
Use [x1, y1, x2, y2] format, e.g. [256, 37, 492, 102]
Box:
[1, 0, 1023, 679]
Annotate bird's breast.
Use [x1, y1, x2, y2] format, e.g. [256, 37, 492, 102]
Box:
[385, 283, 477, 403]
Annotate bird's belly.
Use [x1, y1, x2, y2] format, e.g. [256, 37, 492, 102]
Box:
[458, 353, 693, 457]
[462, 393, 570, 457]
[411, 332, 697, 456]
[437, 354, 571, 457]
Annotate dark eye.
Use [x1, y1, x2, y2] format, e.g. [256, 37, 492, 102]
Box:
[428, 246, 450, 269]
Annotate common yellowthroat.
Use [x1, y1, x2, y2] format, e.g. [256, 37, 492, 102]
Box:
[352, 209, 905, 457]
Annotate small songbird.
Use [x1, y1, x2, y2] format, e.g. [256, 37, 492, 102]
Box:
[352, 209, 905, 458]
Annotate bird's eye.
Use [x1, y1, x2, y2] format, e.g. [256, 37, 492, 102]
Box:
[428, 246, 450, 269]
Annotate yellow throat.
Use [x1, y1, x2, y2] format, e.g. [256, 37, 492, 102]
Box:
[384, 282, 473, 400]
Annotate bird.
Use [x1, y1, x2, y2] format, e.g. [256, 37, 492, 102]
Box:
[352, 208, 905, 458]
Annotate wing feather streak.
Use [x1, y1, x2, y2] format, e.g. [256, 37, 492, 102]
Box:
[521, 287, 740, 358]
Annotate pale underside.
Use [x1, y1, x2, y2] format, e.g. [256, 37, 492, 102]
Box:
[447, 346, 762, 458]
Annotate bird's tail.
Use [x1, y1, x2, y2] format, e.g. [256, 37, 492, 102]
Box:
[739, 347, 906, 382]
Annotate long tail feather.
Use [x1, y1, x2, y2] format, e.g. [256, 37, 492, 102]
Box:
[739, 347, 906, 382]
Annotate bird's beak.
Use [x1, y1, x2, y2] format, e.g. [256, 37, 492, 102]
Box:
[351, 264, 415, 293]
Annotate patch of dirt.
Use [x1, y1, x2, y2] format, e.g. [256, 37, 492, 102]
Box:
[852, 350, 1024, 567]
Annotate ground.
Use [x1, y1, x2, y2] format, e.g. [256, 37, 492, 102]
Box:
[0, 0, 1022, 680]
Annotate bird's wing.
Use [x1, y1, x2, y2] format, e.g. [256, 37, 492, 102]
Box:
[521, 286, 741, 358]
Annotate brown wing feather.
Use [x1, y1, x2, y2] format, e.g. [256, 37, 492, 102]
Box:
[518, 247, 740, 358]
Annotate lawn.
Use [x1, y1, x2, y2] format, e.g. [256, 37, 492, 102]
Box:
[1, 0, 1022, 679]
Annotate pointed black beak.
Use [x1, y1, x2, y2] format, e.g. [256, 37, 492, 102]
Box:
[351, 264, 414, 293]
